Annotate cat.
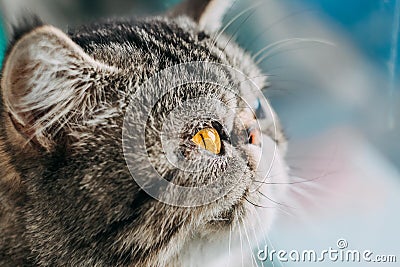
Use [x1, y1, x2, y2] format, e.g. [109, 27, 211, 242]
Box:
[0, 0, 289, 266]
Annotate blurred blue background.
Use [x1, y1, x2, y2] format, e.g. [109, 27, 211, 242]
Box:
[0, 18, 5, 66]
[305, 0, 399, 76]
[303, 0, 400, 95]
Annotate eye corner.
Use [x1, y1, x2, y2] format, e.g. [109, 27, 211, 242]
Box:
[211, 121, 230, 143]
[254, 98, 266, 119]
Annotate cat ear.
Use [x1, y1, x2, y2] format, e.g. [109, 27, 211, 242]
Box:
[169, 0, 232, 32]
[1, 25, 115, 151]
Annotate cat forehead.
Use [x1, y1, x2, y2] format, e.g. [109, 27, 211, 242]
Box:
[65, 17, 267, 128]
[68, 17, 265, 84]
[69, 18, 207, 65]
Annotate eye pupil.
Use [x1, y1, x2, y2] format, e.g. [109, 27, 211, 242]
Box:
[192, 128, 221, 154]
[199, 134, 207, 147]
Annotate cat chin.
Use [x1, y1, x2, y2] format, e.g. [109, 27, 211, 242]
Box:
[167, 142, 288, 267]
[170, 213, 272, 267]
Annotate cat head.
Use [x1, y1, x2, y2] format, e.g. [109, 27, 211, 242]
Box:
[0, 0, 288, 265]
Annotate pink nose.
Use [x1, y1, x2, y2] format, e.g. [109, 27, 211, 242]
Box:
[247, 126, 261, 146]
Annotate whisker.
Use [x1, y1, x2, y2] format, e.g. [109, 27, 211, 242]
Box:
[263, 64, 311, 73]
[265, 77, 316, 88]
[264, 233, 284, 267]
[257, 190, 292, 209]
[253, 170, 335, 185]
[204, 0, 241, 63]
[244, 8, 318, 49]
[253, 38, 304, 59]
[241, 217, 258, 267]
[249, 211, 265, 267]
[253, 38, 335, 64]
[287, 155, 338, 160]
[236, 210, 245, 267]
[244, 196, 274, 209]
[257, 42, 335, 65]
[289, 165, 338, 172]
[289, 175, 334, 194]
[254, 211, 270, 267]
[228, 223, 232, 266]
[254, 190, 296, 218]
[287, 185, 333, 214]
[218, 8, 258, 60]
[288, 182, 325, 198]
[263, 87, 295, 96]
[253, 209, 276, 267]
[211, 2, 263, 48]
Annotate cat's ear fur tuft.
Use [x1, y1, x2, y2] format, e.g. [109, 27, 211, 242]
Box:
[1, 25, 115, 151]
[169, 0, 232, 32]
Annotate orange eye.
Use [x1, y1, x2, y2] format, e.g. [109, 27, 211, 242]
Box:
[192, 128, 221, 154]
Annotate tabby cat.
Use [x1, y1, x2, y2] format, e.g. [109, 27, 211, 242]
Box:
[0, 0, 288, 266]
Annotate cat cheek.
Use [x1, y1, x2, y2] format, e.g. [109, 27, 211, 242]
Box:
[243, 145, 262, 171]
[244, 135, 282, 180]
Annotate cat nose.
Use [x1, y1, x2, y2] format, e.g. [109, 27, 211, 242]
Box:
[247, 125, 261, 146]
[238, 109, 262, 147]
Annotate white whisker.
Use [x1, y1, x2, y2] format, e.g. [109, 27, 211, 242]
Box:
[253, 209, 275, 267]
[241, 217, 258, 267]
[227, 223, 232, 267]
[250, 211, 265, 267]
[236, 210, 245, 267]
[211, 2, 263, 47]
[264, 232, 284, 267]
[253, 38, 335, 65]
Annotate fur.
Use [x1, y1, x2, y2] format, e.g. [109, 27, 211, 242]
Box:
[0, 1, 288, 266]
